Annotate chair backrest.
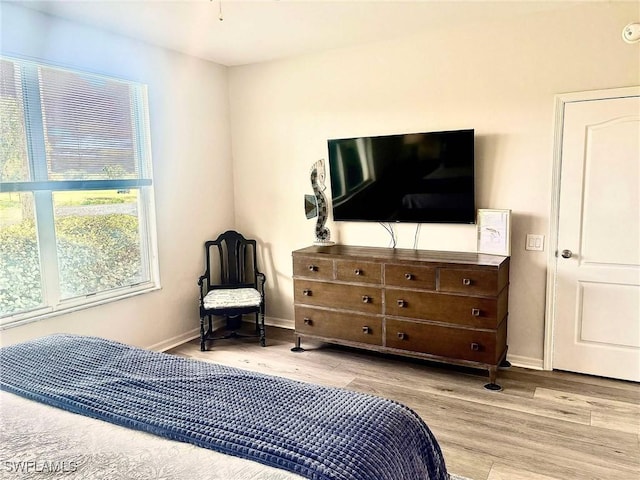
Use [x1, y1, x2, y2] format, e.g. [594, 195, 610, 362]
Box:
[204, 230, 258, 288]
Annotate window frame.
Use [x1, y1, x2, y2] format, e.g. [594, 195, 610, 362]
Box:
[0, 56, 160, 329]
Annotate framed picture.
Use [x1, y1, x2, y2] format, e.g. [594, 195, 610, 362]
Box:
[477, 209, 511, 256]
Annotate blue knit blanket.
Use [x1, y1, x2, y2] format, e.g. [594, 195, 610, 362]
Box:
[0, 334, 448, 480]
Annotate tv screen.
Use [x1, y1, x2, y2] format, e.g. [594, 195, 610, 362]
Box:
[328, 129, 475, 223]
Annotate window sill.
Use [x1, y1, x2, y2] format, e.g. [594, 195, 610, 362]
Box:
[0, 283, 161, 331]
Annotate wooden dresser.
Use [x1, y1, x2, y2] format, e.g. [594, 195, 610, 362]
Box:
[292, 244, 510, 390]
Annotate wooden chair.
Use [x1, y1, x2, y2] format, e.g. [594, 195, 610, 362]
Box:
[198, 230, 266, 351]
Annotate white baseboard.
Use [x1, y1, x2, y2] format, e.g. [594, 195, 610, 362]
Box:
[264, 316, 294, 329]
[507, 354, 545, 370]
[153, 317, 291, 352]
[239, 315, 293, 329]
[147, 328, 200, 352]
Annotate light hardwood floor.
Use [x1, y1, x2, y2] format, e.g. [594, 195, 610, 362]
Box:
[168, 326, 640, 480]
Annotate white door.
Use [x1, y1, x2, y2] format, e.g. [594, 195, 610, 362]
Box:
[552, 89, 640, 382]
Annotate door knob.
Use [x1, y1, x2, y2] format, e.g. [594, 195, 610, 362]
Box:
[561, 249, 573, 259]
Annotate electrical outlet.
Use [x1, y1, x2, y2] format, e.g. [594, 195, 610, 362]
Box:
[526, 234, 544, 251]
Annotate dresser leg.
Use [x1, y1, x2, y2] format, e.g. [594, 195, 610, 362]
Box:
[291, 336, 305, 352]
[484, 366, 502, 391]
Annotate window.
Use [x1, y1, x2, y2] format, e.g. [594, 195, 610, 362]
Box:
[0, 57, 159, 326]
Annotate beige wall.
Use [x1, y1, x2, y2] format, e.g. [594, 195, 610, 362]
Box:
[228, 2, 640, 366]
[2, 2, 638, 366]
[0, 4, 234, 349]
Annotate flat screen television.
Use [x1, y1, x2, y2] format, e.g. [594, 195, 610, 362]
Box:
[327, 129, 475, 223]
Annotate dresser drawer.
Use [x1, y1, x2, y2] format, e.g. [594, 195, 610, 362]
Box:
[439, 268, 501, 296]
[336, 260, 382, 284]
[293, 256, 334, 280]
[295, 306, 382, 345]
[385, 288, 505, 328]
[385, 318, 503, 364]
[385, 264, 436, 290]
[294, 280, 383, 314]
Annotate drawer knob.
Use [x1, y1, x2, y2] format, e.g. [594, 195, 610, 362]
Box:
[308, 265, 317, 272]
[462, 278, 472, 286]
[470, 342, 480, 351]
[362, 295, 371, 303]
[354, 268, 362, 275]
[405, 273, 413, 280]
[397, 299, 407, 308]
[303, 289, 312, 296]
[362, 326, 371, 334]
[471, 308, 480, 317]
[303, 317, 313, 326]
[397, 332, 406, 340]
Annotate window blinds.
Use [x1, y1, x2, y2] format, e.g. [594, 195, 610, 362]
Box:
[0, 58, 152, 192]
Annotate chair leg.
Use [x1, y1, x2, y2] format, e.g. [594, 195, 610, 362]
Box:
[259, 308, 266, 347]
[200, 316, 206, 352]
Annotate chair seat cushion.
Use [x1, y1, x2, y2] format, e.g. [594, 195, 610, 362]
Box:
[203, 288, 262, 310]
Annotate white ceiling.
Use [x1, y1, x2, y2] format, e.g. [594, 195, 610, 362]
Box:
[17, 0, 587, 66]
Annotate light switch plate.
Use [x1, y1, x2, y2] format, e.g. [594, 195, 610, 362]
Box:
[526, 234, 544, 251]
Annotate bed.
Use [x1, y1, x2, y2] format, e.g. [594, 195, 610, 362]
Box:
[0, 334, 450, 480]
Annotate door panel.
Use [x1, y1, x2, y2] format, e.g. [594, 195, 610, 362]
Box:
[582, 117, 640, 266]
[553, 93, 640, 382]
[579, 282, 640, 348]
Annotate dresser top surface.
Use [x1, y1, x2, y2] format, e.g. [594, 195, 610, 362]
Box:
[293, 244, 508, 267]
